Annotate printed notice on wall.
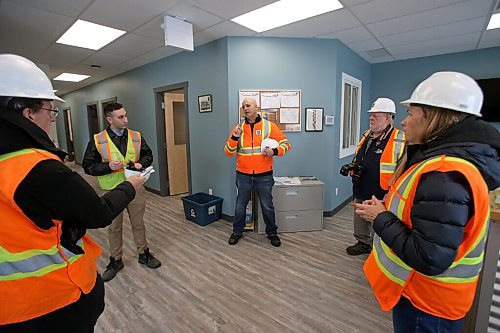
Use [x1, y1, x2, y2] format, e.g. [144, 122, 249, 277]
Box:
[239, 91, 260, 107]
[280, 91, 300, 108]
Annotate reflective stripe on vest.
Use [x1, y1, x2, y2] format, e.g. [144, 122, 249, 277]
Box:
[237, 119, 271, 156]
[380, 129, 405, 174]
[373, 156, 488, 287]
[0, 239, 84, 281]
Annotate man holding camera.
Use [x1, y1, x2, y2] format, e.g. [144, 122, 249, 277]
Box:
[342, 98, 405, 255]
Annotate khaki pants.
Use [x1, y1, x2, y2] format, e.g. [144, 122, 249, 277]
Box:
[108, 186, 148, 260]
[352, 197, 373, 245]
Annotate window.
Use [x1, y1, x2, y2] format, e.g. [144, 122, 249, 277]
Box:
[339, 73, 362, 158]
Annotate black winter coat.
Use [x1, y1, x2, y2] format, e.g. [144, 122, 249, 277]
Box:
[0, 109, 136, 248]
[373, 117, 500, 276]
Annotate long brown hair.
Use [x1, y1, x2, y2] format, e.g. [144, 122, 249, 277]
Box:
[389, 104, 468, 185]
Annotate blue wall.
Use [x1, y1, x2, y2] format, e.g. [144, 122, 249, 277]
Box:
[371, 46, 500, 129]
[224, 37, 371, 214]
[58, 38, 230, 194]
[58, 36, 372, 216]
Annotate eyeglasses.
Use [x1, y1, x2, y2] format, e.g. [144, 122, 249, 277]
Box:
[38, 106, 60, 118]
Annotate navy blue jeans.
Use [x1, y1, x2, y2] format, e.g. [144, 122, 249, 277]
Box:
[233, 173, 278, 236]
[393, 296, 465, 333]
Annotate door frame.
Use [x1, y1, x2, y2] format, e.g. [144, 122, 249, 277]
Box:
[99, 97, 117, 130]
[62, 107, 75, 162]
[86, 101, 99, 139]
[153, 82, 191, 196]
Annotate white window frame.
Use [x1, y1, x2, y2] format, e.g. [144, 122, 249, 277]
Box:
[339, 73, 362, 159]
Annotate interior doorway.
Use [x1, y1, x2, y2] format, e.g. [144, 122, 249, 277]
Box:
[100, 97, 117, 130]
[62, 108, 75, 162]
[154, 82, 191, 196]
[86, 101, 99, 138]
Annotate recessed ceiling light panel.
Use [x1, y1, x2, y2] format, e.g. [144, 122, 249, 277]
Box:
[57, 19, 126, 50]
[53, 73, 90, 82]
[487, 12, 500, 30]
[231, 0, 343, 33]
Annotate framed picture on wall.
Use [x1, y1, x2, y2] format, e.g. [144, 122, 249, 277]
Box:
[305, 107, 324, 132]
[198, 94, 212, 113]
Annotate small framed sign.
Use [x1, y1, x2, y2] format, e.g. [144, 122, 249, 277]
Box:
[198, 94, 212, 113]
[305, 107, 324, 132]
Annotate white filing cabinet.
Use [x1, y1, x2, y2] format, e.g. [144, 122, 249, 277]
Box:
[257, 178, 324, 234]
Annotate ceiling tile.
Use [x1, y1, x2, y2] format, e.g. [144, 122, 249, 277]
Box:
[138, 46, 184, 62]
[367, 1, 492, 37]
[184, 0, 277, 19]
[477, 28, 500, 49]
[351, 0, 470, 24]
[37, 44, 95, 70]
[100, 33, 163, 58]
[260, 8, 359, 38]
[81, 52, 131, 67]
[387, 32, 481, 57]
[0, 1, 75, 42]
[318, 25, 373, 43]
[344, 38, 383, 52]
[8, 0, 93, 17]
[379, 17, 487, 47]
[80, 0, 178, 31]
[194, 21, 255, 46]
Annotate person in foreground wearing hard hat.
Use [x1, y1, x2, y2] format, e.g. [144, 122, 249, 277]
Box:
[224, 98, 291, 246]
[341, 97, 405, 256]
[0, 54, 145, 331]
[354, 72, 500, 333]
[83, 102, 161, 282]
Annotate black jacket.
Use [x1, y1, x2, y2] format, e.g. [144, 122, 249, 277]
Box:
[0, 109, 136, 250]
[82, 127, 153, 176]
[374, 117, 500, 276]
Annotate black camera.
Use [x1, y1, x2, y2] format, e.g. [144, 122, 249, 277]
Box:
[340, 162, 363, 181]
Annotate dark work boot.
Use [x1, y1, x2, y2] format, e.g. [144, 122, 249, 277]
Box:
[101, 257, 124, 282]
[346, 241, 372, 255]
[228, 233, 242, 245]
[138, 248, 161, 268]
[268, 234, 281, 247]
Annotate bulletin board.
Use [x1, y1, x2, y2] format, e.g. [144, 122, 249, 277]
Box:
[238, 90, 301, 132]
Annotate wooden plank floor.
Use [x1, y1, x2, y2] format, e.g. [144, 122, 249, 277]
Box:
[71, 164, 392, 333]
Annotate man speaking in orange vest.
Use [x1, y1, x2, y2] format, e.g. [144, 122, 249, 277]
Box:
[341, 98, 405, 256]
[224, 98, 291, 246]
[83, 102, 161, 282]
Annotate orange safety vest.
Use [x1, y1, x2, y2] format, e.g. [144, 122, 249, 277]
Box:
[363, 155, 490, 320]
[224, 119, 290, 174]
[0, 148, 102, 325]
[355, 128, 405, 190]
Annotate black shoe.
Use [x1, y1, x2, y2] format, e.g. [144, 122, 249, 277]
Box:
[268, 234, 281, 247]
[138, 248, 161, 268]
[346, 241, 371, 255]
[228, 233, 242, 245]
[102, 257, 124, 282]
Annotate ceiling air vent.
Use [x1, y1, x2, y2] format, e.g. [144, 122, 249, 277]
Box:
[366, 48, 391, 59]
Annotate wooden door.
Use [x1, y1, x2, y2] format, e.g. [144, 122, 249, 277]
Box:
[164, 92, 188, 195]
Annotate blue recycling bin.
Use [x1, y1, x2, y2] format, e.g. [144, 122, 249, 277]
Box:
[181, 192, 223, 226]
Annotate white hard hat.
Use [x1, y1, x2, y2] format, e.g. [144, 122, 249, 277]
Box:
[400, 71, 482, 116]
[0, 54, 64, 102]
[367, 97, 396, 114]
[261, 138, 279, 151]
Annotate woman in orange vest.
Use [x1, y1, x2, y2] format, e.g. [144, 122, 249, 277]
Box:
[354, 72, 500, 333]
[0, 55, 145, 332]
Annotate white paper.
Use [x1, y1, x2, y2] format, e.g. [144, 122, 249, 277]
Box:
[239, 91, 260, 107]
[280, 91, 300, 107]
[261, 92, 281, 109]
[285, 124, 301, 132]
[280, 108, 299, 123]
[274, 176, 301, 185]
